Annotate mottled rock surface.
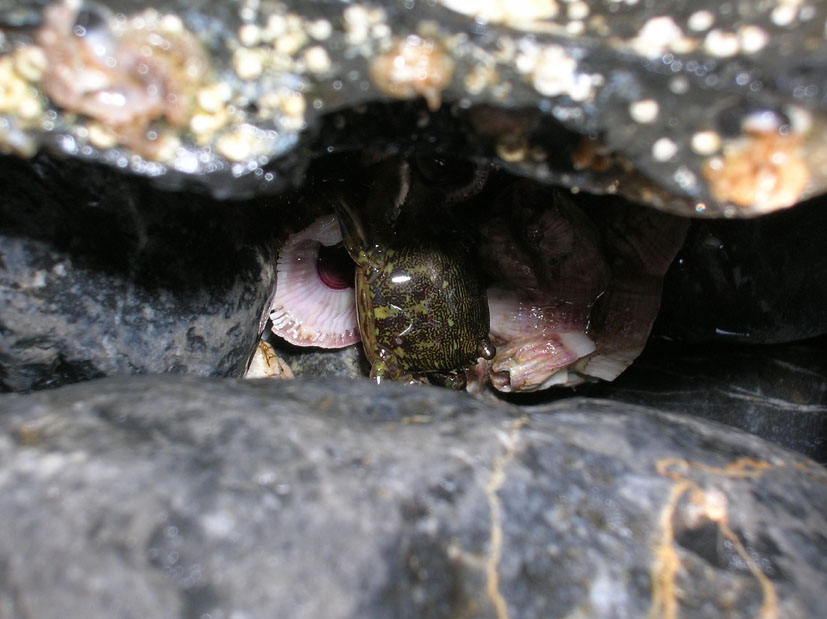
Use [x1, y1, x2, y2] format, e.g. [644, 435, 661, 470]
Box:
[0, 154, 278, 392]
[0, 375, 825, 618]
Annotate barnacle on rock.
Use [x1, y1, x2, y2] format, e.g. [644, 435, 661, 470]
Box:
[0, 45, 47, 155]
[369, 35, 454, 111]
[245, 340, 295, 379]
[703, 130, 809, 215]
[268, 214, 360, 349]
[36, 0, 209, 152]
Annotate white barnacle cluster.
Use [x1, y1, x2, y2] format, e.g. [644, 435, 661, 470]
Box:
[770, 0, 806, 28]
[343, 4, 391, 49]
[215, 124, 283, 168]
[190, 82, 233, 145]
[438, 0, 559, 27]
[630, 16, 697, 57]
[185, 0, 344, 163]
[515, 39, 600, 102]
[435, 0, 612, 103]
[232, 11, 319, 80]
[701, 25, 770, 58]
[0, 45, 47, 156]
[628, 9, 771, 59]
[225, 3, 341, 146]
[368, 33, 455, 110]
[346, 5, 459, 110]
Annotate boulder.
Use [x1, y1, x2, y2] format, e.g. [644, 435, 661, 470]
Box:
[0, 0, 824, 215]
[657, 195, 827, 344]
[0, 375, 825, 618]
[0, 154, 278, 392]
[582, 338, 827, 464]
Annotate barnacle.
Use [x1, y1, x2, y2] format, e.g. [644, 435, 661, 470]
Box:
[368, 35, 454, 111]
[268, 214, 360, 349]
[703, 132, 809, 214]
[36, 0, 209, 153]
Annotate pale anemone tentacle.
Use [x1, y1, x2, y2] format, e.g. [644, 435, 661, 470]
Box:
[269, 214, 361, 349]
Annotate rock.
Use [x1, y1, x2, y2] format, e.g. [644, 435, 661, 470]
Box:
[0, 153, 279, 392]
[1, 0, 825, 215]
[0, 375, 825, 618]
[263, 335, 366, 380]
[581, 338, 827, 464]
[656, 194, 827, 344]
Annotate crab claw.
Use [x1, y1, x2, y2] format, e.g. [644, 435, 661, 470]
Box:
[269, 214, 360, 348]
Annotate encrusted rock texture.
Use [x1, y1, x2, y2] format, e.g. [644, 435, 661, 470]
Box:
[1, 375, 826, 618]
[1, 0, 825, 215]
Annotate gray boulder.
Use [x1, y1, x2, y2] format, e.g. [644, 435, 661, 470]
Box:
[0, 375, 824, 618]
[582, 337, 827, 464]
[0, 154, 277, 392]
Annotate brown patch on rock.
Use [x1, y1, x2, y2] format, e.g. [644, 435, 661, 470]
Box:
[703, 131, 809, 214]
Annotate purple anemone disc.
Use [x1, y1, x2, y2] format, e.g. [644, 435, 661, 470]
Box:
[316, 244, 355, 291]
[269, 214, 361, 348]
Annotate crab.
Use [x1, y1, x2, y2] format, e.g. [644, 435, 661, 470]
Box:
[334, 197, 495, 389]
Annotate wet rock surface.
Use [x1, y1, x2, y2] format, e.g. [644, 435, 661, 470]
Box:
[581, 338, 827, 464]
[1, 375, 826, 618]
[656, 194, 827, 344]
[1, 0, 825, 214]
[0, 153, 279, 392]
[271, 336, 827, 464]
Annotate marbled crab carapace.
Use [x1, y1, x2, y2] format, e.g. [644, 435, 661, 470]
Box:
[334, 197, 494, 389]
[265, 155, 688, 393]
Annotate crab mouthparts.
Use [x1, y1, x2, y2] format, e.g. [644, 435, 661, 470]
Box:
[316, 243, 355, 291]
